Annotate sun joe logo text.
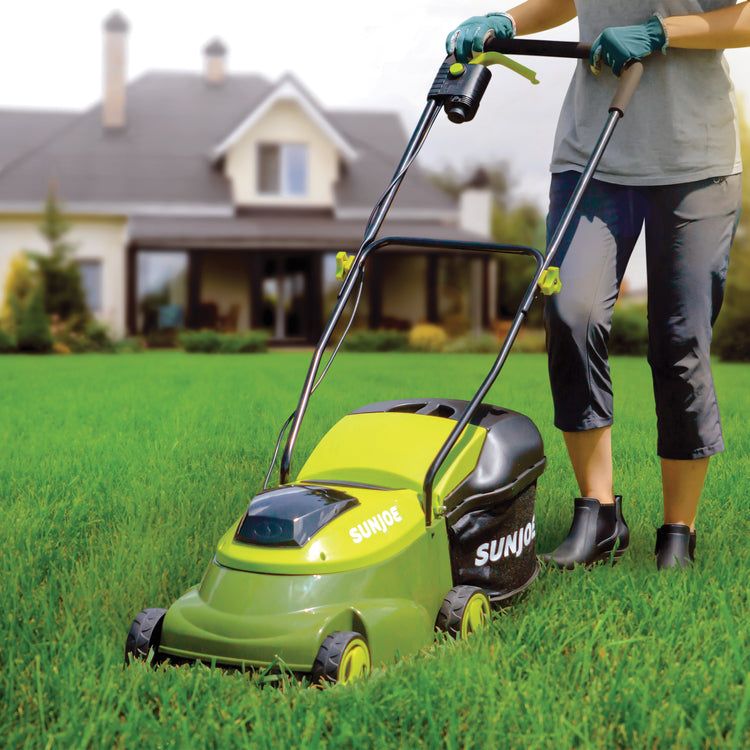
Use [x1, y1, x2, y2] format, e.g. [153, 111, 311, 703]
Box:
[349, 506, 403, 544]
[474, 516, 536, 566]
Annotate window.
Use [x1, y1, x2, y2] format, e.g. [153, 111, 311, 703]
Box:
[76, 260, 102, 313]
[257, 143, 308, 196]
[136, 251, 188, 334]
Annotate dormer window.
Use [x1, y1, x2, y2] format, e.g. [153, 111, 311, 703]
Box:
[257, 143, 308, 197]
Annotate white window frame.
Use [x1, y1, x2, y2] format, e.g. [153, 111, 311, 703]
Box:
[257, 143, 308, 197]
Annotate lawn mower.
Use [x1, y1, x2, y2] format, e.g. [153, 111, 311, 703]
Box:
[126, 40, 642, 684]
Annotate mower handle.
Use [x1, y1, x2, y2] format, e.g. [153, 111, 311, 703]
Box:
[483, 38, 591, 59]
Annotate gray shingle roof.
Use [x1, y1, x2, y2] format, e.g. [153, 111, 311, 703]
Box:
[0, 71, 454, 217]
[0, 108, 78, 172]
[129, 213, 483, 250]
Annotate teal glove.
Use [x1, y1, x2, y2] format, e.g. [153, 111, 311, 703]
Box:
[590, 14, 668, 77]
[446, 12, 516, 64]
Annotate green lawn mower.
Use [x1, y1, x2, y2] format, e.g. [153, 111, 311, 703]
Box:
[126, 40, 643, 685]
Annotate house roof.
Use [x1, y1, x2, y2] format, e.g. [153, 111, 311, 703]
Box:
[0, 108, 78, 172]
[128, 213, 484, 251]
[0, 71, 455, 219]
[210, 74, 358, 164]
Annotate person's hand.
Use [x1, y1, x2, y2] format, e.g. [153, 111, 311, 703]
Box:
[446, 12, 516, 63]
[590, 14, 668, 77]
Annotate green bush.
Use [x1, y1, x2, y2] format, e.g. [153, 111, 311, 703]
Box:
[114, 337, 145, 354]
[713, 307, 750, 361]
[179, 330, 269, 354]
[445, 333, 500, 354]
[178, 330, 222, 353]
[219, 331, 269, 354]
[609, 301, 648, 356]
[50, 316, 114, 353]
[340, 330, 409, 352]
[408, 323, 448, 353]
[15, 288, 53, 353]
[0, 327, 17, 353]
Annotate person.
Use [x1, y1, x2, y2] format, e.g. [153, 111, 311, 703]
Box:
[446, 1, 749, 570]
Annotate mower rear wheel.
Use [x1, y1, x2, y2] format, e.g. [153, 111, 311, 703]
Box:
[311, 631, 371, 685]
[436, 586, 491, 639]
[125, 607, 167, 665]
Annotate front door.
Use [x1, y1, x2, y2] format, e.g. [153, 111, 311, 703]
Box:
[260, 254, 316, 343]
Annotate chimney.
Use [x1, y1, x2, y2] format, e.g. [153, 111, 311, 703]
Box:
[102, 11, 129, 129]
[203, 38, 228, 85]
[459, 168, 493, 238]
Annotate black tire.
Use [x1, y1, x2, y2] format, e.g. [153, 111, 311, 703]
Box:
[311, 631, 371, 685]
[125, 607, 168, 666]
[436, 585, 490, 639]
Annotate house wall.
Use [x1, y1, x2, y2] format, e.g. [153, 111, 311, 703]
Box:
[0, 215, 127, 337]
[224, 99, 339, 208]
[200, 253, 251, 332]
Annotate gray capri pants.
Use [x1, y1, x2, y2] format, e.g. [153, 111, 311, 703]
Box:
[544, 171, 742, 460]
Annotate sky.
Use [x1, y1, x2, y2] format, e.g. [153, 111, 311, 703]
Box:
[2, 1, 750, 289]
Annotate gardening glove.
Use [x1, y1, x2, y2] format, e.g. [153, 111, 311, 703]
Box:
[446, 12, 516, 64]
[590, 14, 668, 77]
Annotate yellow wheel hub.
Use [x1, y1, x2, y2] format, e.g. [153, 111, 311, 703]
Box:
[339, 638, 371, 684]
[460, 592, 490, 638]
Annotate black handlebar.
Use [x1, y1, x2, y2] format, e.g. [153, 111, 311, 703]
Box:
[484, 38, 591, 59]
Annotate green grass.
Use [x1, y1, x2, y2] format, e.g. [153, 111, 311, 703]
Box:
[1, 351, 748, 749]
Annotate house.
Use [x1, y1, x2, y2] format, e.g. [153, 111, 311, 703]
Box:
[0, 12, 497, 344]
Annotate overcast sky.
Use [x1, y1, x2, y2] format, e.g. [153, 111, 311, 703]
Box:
[2, 1, 749, 288]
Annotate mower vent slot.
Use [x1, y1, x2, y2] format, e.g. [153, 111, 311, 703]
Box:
[429, 404, 456, 419]
[387, 403, 428, 414]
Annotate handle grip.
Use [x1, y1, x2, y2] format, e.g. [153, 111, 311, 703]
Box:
[484, 38, 591, 59]
[609, 61, 643, 116]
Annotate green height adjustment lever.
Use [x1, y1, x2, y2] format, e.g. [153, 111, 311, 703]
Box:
[469, 52, 539, 85]
[538, 267, 562, 295]
[336, 252, 354, 281]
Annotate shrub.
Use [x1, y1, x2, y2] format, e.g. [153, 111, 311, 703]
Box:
[340, 330, 409, 352]
[219, 331, 269, 354]
[409, 323, 448, 353]
[609, 302, 648, 356]
[512, 327, 547, 354]
[713, 307, 750, 361]
[1, 253, 36, 334]
[114, 338, 146, 354]
[179, 330, 222, 353]
[445, 333, 500, 354]
[15, 287, 53, 353]
[0, 327, 17, 353]
[50, 316, 114, 353]
[179, 330, 269, 354]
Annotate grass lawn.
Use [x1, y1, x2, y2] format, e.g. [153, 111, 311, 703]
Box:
[1, 351, 748, 748]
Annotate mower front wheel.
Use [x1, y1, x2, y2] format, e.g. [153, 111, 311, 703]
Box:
[311, 631, 371, 685]
[436, 586, 491, 639]
[125, 607, 167, 666]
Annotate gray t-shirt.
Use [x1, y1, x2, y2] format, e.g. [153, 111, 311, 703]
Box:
[550, 0, 742, 185]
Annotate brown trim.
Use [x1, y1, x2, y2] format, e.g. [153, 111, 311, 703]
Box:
[126, 243, 136, 335]
[187, 250, 202, 329]
[482, 256, 490, 328]
[427, 255, 438, 323]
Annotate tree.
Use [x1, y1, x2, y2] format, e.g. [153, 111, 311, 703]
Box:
[15, 285, 52, 353]
[29, 187, 89, 324]
[713, 103, 750, 361]
[1, 252, 36, 334]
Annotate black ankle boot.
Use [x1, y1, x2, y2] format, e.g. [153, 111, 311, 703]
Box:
[541, 496, 629, 570]
[655, 524, 695, 570]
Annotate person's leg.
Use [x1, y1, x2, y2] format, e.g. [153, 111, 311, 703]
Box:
[542, 174, 645, 566]
[645, 175, 741, 567]
[661, 456, 708, 530]
[563, 425, 614, 505]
